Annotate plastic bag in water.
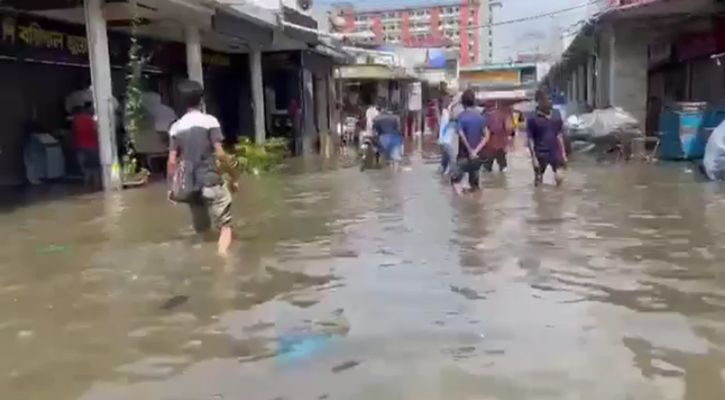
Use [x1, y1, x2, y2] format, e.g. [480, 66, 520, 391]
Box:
[703, 120, 725, 181]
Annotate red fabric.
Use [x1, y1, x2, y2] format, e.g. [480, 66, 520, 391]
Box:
[288, 100, 300, 119]
[72, 114, 98, 150]
[485, 109, 511, 152]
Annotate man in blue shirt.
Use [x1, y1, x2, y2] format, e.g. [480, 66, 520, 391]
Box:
[373, 102, 403, 171]
[451, 89, 490, 193]
[527, 90, 568, 186]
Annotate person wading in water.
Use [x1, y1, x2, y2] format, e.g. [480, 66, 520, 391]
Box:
[527, 90, 568, 187]
[167, 80, 240, 256]
[451, 89, 490, 194]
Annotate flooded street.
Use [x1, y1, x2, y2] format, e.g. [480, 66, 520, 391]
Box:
[3, 147, 725, 400]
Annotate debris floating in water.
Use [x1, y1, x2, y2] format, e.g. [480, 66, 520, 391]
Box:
[17, 330, 35, 340]
[331, 360, 360, 373]
[276, 332, 330, 364]
[37, 245, 68, 255]
[160, 295, 189, 311]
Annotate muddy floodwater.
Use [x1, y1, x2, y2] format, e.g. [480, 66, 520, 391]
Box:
[2, 148, 725, 400]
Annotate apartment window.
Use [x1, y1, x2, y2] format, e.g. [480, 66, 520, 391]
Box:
[424, 9, 430, 16]
[454, 7, 459, 13]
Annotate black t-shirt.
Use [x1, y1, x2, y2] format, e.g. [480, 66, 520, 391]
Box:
[169, 110, 224, 188]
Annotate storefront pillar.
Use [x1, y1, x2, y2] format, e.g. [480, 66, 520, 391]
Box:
[578, 64, 586, 103]
[84, 0, 120, 190]
[185, 26, 204, 85]
[249, 48, 265, 144]
[586, 57, 596, 107]
[327, 71, 339, 157]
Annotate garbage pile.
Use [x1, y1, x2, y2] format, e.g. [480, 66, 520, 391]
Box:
[565, 107, 644, 159]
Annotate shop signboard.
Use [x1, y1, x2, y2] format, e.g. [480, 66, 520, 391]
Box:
[0, 12, 236, 73]
[1, 13, 95, 66]
[459, 69, 521, 86]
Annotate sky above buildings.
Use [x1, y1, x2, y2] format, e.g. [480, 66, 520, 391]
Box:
[313, 0, 592, 62]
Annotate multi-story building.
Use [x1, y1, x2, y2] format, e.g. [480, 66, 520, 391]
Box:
[330, 1, 497, 66]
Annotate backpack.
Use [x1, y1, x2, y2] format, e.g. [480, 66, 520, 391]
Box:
[169, 160, 198, 203]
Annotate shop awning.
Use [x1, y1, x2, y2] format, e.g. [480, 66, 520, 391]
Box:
[282, 7, 319, 45]
[212, 6, 275, 47]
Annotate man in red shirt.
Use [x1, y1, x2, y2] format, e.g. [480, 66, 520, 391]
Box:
[482, 102, 514, 172]
[72, 103, 100, 187]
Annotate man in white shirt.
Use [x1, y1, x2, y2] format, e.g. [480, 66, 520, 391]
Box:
[167, 80, 239, 257]
[362, 100, 379, 145]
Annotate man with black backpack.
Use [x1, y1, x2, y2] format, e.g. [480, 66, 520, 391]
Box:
[167, 80, 239, 256]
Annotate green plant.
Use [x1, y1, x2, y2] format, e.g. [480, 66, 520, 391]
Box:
[122, 10, 151, 185]
[232, 137, 290, 175]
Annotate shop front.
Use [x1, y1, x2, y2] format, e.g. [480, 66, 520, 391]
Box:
[646, 17, 725, 159]
[0, 10, 248, 187]
[261, 49, 338, 156]
[336, 63, 416, 141]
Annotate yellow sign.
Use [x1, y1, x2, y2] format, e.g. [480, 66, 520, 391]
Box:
[2, 17, 88, 55]
[66, 35, 88, 55]
[203, 52, 231, 67]
[460, 69, 520, 84]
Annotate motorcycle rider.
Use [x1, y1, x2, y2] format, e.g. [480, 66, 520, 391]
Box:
[374, 100, 404, 172]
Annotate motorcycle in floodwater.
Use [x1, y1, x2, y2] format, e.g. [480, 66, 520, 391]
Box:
[359, 136, 381, 171]
[341, 116, 358, 148]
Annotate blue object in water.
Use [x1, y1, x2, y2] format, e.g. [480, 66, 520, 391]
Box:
[659, 104, 707, 160]
[276, 332, 330, 365]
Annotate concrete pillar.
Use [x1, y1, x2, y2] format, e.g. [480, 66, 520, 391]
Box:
[578, 64, 586, 103]
[328, 71, 339, 156]
[595, 26, 614, 108]
[249, 48, 265, 144]
[610, 24, 649, 126]
[84, 0, 120, 190]
[568, 74, 575, 102]
[586, 56, 595, 107]
[302, 68, 315, 155]
[185, 26, 203, 86]
[315, 75, 329, 157]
